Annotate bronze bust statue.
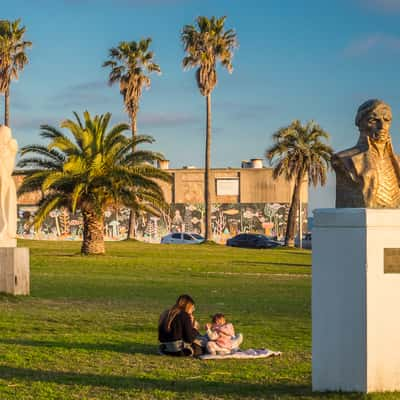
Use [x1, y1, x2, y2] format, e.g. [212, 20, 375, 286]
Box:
[332, 99, 400, 208]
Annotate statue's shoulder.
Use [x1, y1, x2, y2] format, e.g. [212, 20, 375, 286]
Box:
[333, 146, 363, 161]
[332, 146, 364, 171]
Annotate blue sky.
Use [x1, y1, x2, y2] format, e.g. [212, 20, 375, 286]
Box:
[3, 0, 400, 210]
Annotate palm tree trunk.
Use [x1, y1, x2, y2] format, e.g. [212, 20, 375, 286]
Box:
[81, 208, 105, 255]
[54, 214, 61, 237]
[4, 86, 10, 127]
[205, 94, 212, 240]
[128, 115, 137, 239]
[285, 173, 303, 247]
[131, 115, 137, 148]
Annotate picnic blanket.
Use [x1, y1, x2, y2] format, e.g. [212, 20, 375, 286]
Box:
[199, 348, 282, 360]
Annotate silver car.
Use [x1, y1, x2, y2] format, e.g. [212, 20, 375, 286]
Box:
[161, 232, 205, 244]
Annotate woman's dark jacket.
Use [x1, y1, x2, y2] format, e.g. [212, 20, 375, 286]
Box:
[158, 310, 198, 343]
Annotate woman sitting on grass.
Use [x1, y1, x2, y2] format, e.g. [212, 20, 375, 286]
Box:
[158, 294, 203, 357]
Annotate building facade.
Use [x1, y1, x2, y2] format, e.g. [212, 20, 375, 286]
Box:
[14, 162, 308, 243]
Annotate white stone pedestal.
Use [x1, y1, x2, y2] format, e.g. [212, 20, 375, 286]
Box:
[0, 247, 30, 295]
[312, 208, 400, 393]
[0, 239, 17, 248]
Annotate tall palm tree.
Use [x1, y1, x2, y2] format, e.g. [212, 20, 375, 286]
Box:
[181, 16, 237, 240]
[0, 19, 32, 126]
[266, 120, 333, 247]
[17, 111, 171, 255]
[103, 38, 161, 238]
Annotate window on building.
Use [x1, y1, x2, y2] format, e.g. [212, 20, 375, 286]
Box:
[216, 179, 239, 196]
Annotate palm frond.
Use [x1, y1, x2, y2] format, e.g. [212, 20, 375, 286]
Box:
[33, 194, 67, 229]
[19, 111, 171, 229]
[103, 38, 161, 124]
[16, 157, 62, 171]
[181, 16, 237, 95]
[266, 119, 333, 187]
[19, 144, 65, 163]
[17, 170, 49, 196]
[0, 18, 31, 94]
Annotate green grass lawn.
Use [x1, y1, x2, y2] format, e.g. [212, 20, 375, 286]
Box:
[0, 240, 396, 399]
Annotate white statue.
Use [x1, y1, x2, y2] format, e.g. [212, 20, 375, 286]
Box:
[0, 125, 17, 246]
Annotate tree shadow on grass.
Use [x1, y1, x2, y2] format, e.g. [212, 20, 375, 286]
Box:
[232, 261, 311, 268]
[32, 252, 82, 257]
[279, 250, 312, 256]
[264, 262, 311, 268]
[0, 338, 155, 355]
[0, 365, 367, 399]
[0, 293, 25, 303]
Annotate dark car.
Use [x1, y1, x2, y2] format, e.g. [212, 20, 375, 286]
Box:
[226, 233, 282, 249]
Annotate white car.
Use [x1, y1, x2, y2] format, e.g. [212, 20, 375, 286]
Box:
[161, 232, 205, 244]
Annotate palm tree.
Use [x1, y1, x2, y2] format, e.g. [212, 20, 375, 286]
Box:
[0, 19, 32, 126]
[17, 111, 171, 255]
[103, 38, 161, 238]
[181, 16, 238, 240]
[265, 120, 333, 247]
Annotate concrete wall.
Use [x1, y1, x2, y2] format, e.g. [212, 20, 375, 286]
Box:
[240, 169, 294, 203]
[365, 211, 400, 392]
[313, 208, 400, 392]
[168, 168, 307, 205]
[13, 175, 42, 206]
[312, 209, 367, 392]
[15, 168, 308, 207]
[14, 168, 308, 243]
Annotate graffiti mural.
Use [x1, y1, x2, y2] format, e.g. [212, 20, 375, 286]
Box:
[17, 203, 307, 244]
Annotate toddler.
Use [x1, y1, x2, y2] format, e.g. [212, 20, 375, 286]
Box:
[206, 313, 243, 355]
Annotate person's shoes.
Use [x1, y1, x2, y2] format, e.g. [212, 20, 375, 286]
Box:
[158, 344, 166, 355]
[232, 348, 240, 353]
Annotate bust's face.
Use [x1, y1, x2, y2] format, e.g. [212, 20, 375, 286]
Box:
[360, 104, 392, 145]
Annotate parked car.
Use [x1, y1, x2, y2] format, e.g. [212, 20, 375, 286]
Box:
[295, 233, 312, 249]
[226, 233, 282, 249]
[161, 232, 205, 244]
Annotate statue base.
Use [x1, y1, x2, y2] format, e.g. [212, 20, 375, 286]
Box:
[0, 239, 17, 248]
[0, 247, 30, 295]
[313, 208, 400, 392]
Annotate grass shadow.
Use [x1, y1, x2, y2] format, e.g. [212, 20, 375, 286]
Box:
[279, 250, 312, 256]
[32, 253, 82, 258]
[263, 261, 311, 268]
[231, 261, 311, 268]
[0, 338, 156, 355]
[0, 293, 25, 303]
[0, 365, 368, 398]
